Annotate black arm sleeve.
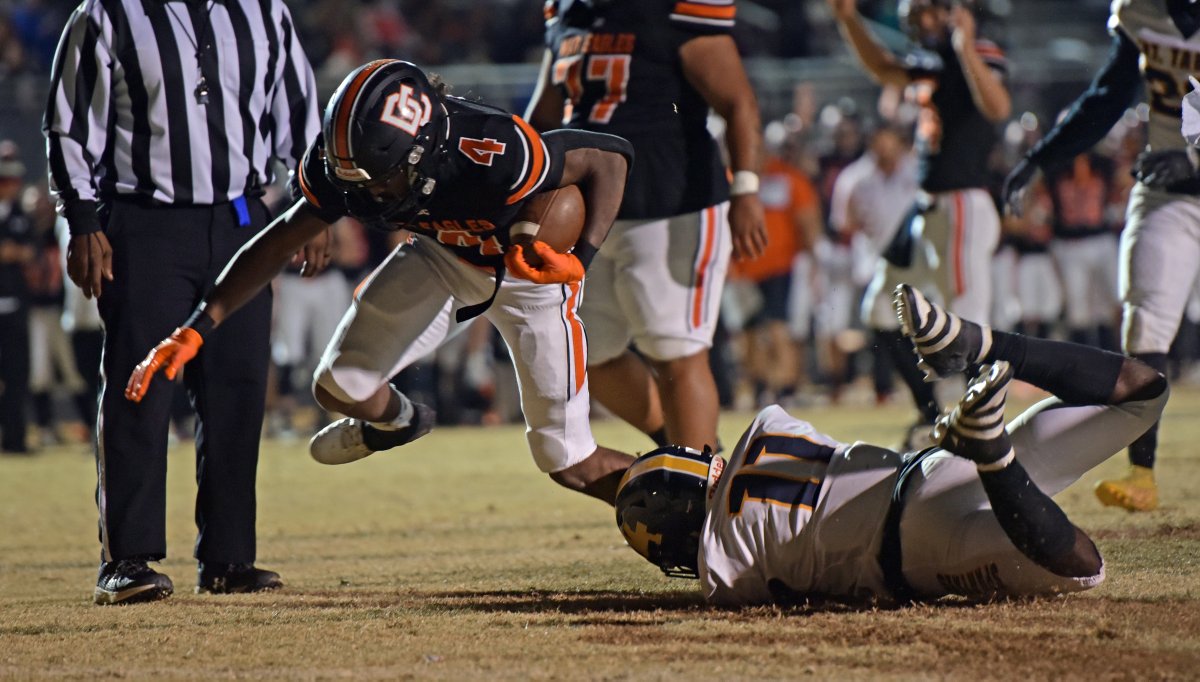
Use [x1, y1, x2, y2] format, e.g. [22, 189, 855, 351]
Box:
[1025, 31, 1143, 170]
[541, 129, 635, 173]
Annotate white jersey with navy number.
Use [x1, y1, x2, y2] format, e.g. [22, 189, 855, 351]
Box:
[698, 406, 903, 606]
[1112, 0, 1200, 152]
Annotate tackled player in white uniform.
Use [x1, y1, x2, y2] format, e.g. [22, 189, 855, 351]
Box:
[616, 284, 1168, 605]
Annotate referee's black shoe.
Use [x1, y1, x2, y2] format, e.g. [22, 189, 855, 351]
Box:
[94, 558, 174, 605]
[196, 562, 283, 594]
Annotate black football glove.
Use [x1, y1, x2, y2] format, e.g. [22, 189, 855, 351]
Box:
[1001, 157, 1038, 218]
[1132, 148, 1200, 194]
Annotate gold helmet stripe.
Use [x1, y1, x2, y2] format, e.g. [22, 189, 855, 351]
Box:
[617, 452, 710, 493]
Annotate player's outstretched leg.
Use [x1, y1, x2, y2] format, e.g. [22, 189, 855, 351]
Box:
[896, 281, 1163, 408]
[932, 361, 1014, 469]
[935, 360, 1102, 578]
[309, 385, 436, 465]
[894, 283, 992, 380]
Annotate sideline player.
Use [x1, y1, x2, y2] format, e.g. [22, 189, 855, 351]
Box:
[835, 123, 920, 405]
[1002, 0, 1200, 511]
[527, 0, 767, 452]
[126, 60, 638, 504]
[827, 0, 1009, 447]
[614, 284, 1168, 605]
[730, 127, 822, 407]
[1045, 154, 1121, 350]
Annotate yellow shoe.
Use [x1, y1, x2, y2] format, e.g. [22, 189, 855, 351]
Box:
[1094, 465, 1159, 511]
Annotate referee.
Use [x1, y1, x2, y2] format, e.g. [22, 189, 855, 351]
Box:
[45, 0, 320, 604]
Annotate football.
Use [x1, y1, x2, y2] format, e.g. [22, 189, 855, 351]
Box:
[513, 185, 585, 254]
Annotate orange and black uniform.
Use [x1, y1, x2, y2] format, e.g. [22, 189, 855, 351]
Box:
[910, 39, 1008, 193]
[297, 97, 563, 272]
[543, 0, 732, 219]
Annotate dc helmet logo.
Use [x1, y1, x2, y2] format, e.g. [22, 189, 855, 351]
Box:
[380, 84, 432, 135]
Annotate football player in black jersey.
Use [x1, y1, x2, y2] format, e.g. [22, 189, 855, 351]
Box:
[527, 0, 767, 454]
[126, 60, 640, 504]
[829, 0, 1010, 448]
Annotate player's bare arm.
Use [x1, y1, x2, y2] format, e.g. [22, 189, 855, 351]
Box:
[950, 6, 1010, 122]
[504, 130, 631, 284]
[203, 201, 331, 325]
[680, 34, 768, 259]
[125, 200, 331, 402]
[549, 131, 633, 253]
[526, 49, 568, 132]
[827, 0, 910, 87]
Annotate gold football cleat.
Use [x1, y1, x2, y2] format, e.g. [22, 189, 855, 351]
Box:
[1094, 465, 1159, 512]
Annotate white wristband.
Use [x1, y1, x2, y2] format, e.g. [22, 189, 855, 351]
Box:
[975, 448, 1016, 473]
[509, 220, 539, 238]
[729, 170, 760, 196]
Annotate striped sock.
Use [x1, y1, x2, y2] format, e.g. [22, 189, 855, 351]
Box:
[908, 293, 992, 363]
[936, 362, 1013, 467]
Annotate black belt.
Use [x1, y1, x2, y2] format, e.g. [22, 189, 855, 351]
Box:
[878, 446, 939, 604]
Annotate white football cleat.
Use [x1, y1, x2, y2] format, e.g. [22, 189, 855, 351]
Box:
[310, 418, 374, 465]
[309, 404, 436, 465]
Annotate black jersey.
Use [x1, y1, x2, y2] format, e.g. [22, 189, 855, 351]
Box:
[295, 97, 562, 269]
[906, 39, 1007, 193]
[544, 0, 733, 220]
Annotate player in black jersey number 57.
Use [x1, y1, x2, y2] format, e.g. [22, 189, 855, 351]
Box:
[528, 0, 767, 455]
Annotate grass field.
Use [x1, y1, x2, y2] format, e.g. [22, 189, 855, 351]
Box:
[2, 385, 1199, 679]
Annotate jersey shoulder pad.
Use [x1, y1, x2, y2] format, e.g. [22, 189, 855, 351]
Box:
[668, 0, 736, 34]
[462, 113, 553, 206]
[290, 136, 346, 222]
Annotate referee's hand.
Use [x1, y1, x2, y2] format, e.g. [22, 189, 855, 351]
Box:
[66, 232, 113, 299]
[125, 327, 204, 403]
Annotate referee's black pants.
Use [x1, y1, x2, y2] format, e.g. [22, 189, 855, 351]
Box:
[0, 304, 30, 452]
[95, 198, 271, 565]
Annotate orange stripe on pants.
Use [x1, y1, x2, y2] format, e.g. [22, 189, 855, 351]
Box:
[691, 206, 717, 329]
[565, 281, 586, 394]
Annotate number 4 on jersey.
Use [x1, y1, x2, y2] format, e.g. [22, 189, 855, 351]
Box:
[459, 137, 507, 166]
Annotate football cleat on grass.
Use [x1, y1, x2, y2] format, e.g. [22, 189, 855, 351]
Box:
[932, 361, 1014, 469]
[893, 283, 992, 380]
[94, 559, 174, 605]
[1094, 465, 1159, 512]
[196, 563, 283, 594]
[309, 403, 435, 465]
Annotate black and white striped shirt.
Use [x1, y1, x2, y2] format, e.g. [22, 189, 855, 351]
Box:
[45, 0, 320, 235]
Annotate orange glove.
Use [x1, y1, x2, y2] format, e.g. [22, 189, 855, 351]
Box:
[505, 240, 585, 284]
[124, 327, 205, 403]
